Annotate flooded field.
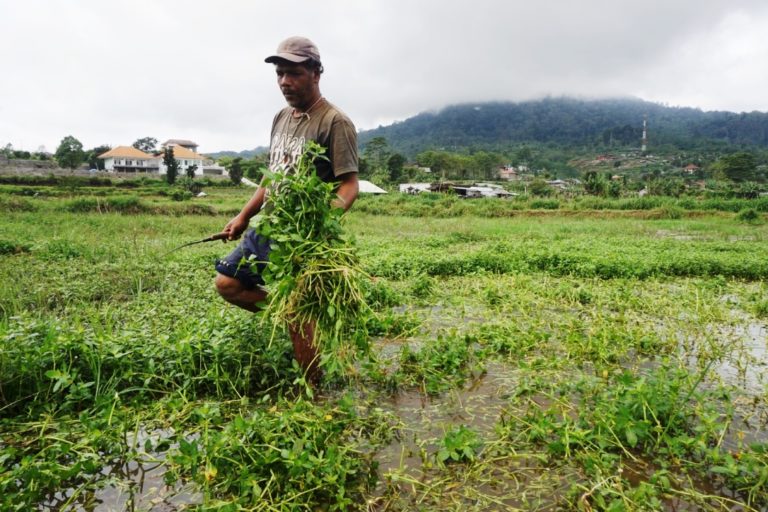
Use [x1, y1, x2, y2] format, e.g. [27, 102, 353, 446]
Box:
[2, 190, 768, 510]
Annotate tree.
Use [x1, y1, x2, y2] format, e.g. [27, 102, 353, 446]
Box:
[607, 179, 623, 198]
[583, 170, 608, 196]
[363, 136, 391, 171]
[528, 178, 552, 197]
[54, 135, 85, 169]
[416, 151, 456, 181]
[163, 146, 179, 184]
[229, 157, 243, 185]
[133, 137, 158, 153]
[186, 164, 198, 180]
[515, 146, 533, 165]
[86, 145, 111, 170]
[715, 152, 757, 182]
[472, 151, 503, 180]
[357, 158, 371, 178]
[242, 159, 265, 180]
[386, 153, 406, 182]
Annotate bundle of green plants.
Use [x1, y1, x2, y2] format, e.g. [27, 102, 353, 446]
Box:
[252, 142, 368, 378]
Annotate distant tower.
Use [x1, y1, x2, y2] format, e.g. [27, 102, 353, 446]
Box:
[641, 114, 648, 152]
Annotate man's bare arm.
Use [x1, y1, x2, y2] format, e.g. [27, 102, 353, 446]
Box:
[334, 172, 359, 211]
[222, 186, 267, 240]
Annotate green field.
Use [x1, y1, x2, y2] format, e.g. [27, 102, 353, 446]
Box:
[1, 182, 767, 511]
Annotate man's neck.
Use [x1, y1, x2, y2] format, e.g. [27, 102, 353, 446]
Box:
[294, 94, 323, 115]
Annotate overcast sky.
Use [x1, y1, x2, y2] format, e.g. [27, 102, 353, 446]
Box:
[1, 0, 767, 154]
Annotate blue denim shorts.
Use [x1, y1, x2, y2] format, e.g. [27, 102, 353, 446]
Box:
[214, 229, 272, 289]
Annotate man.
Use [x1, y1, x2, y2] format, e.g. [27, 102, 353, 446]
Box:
[214, 36, 359, 382]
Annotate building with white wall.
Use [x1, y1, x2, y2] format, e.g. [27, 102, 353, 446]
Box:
[158, 144, 206, 176]
[98, 146, 159, 172]
[98, 140, 227, 176]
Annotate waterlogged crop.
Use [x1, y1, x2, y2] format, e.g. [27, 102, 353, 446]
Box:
[437, 425, 483, 464]
[164, 397, 381, 510]
[1, 181, 767, 510]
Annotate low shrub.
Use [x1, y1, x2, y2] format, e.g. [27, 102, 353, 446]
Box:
[0, 196, 36, 212]
[529, 199, 561, 210]
[0, 239, 31, 255]
[736, 208, 762, 224]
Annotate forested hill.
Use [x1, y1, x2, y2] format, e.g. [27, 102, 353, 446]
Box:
[358, 97, 768, 157]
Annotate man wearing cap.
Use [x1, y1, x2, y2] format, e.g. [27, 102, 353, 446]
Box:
[214, 36, 359, 384]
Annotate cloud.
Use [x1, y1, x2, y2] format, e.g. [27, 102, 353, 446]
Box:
[1, 0, 767, 152]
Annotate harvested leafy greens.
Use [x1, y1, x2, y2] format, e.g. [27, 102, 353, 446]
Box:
[251, 141, 368, 378]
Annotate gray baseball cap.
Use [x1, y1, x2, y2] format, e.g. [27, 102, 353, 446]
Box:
[265, 36, 321, 65]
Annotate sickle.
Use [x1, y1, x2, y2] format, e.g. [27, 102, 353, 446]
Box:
[164, 232, 229, 256]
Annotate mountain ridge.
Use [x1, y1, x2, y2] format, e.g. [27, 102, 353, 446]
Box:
[208, 97, 768, 159]
[357, 96, 768, 157]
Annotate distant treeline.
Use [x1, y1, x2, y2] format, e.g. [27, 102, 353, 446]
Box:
[358, 97, 768, 157]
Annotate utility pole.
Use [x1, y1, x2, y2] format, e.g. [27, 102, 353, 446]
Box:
[641, 114, 648, 153]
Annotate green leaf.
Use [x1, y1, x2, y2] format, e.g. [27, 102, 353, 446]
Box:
[625, 427, 638, 448]
[709, 465, 737, 476]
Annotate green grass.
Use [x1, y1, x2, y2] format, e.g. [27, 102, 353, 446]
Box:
[1, 184, 767, 510]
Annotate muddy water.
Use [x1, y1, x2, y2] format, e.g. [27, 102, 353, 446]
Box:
[90, 459, 201, 512]
[373, 360, 517, 472]
[713, 322, 767, 394]
[51, 428, 201, 512]
[59, 323, 767, 511]
[366, 360, 572, 510]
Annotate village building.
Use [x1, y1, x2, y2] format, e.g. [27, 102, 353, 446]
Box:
[399, 183, 432, 194]
[98, 146, 159, 172]
[546, 179, 569, 190]
[162, 139, 199, 153]
[158, 144, 207, 176]
[499, 165, 528, 181]
[684, 163, 701, 174]
[98, 140, 227, 176]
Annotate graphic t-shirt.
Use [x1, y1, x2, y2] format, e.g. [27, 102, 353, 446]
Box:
[268, 99, 358, 183]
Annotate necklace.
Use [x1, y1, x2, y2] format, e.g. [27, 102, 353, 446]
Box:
[292, 96, 324, 120]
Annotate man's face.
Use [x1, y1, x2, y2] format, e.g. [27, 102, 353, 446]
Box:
[275, 61, 319, 111]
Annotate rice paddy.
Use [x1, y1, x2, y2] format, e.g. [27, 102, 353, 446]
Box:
[1, 181, 767, 511]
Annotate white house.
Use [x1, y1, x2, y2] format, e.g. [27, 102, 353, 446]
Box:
[159, 141, 227, 176]
[162, 139, 199, 153]
[158, 144, 206, 176]
[98, 140, 226, 176]
[98, 146, 159, 172]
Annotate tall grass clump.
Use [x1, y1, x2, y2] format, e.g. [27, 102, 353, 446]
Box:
[0, 196, 37, 212]
[64, 196, 147, 214]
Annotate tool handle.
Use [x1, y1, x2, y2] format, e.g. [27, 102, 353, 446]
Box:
[207, 232, 230, 242]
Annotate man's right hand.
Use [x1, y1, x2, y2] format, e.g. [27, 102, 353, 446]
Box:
[222, 215, 250, 241]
